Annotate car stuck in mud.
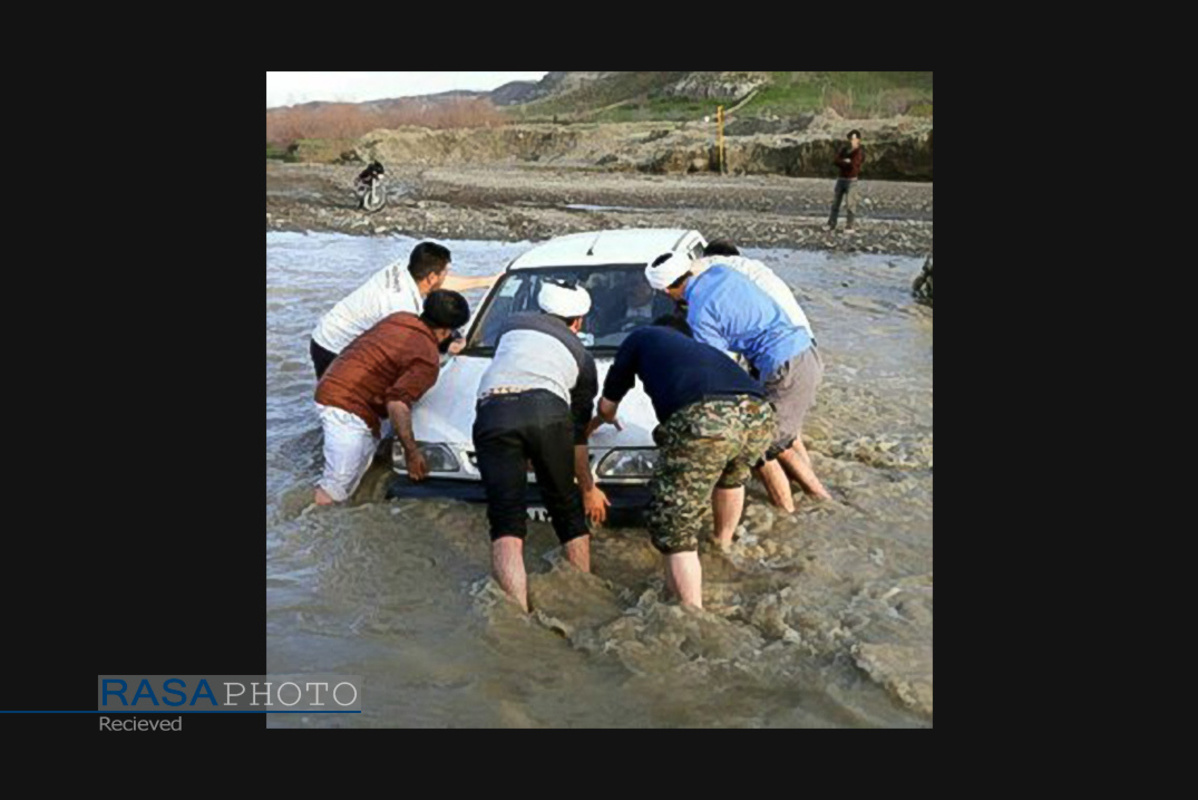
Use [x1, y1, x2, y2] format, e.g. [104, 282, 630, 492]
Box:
[387, 228, 708, 519]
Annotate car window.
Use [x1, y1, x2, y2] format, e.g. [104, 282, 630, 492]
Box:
[466, 265, 677, 352]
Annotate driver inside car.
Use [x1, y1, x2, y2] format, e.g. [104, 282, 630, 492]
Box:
[594, 273, 665, 337]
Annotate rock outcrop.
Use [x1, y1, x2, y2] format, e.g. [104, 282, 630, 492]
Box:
[661, 71, 772, 101]
[323, 116, 933, 181]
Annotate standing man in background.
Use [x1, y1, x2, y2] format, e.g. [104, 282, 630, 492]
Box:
[828, 130, 864, 233]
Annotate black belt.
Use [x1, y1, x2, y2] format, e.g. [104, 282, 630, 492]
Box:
[477, 388, 559, 406]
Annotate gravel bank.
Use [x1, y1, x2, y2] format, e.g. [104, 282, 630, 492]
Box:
[266, 163, 933, 257]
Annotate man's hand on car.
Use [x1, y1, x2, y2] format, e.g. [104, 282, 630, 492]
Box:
[406, 447, 429, 481]
[585, 414, 623, 440]
[583, 485, 611, 525]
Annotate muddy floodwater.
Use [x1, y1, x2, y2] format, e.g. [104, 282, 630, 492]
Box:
[266, 231, 932, 728]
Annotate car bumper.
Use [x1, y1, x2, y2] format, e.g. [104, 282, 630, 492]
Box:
[384, 476, 652, 524]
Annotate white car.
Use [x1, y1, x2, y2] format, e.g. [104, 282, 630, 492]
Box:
[387, 228, 708, 519]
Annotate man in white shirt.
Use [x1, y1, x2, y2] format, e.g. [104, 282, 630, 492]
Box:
[309, 241, 499, 378]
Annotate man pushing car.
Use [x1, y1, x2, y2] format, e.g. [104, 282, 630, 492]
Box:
[472, 279, 609, 612]
[587, 315, 775, 608]
[313, 290, 471, 506]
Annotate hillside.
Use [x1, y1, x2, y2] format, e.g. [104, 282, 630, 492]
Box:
[267, 72, 933, 141]
[501, 71, 932, 122]
[266, 72, 933, 179]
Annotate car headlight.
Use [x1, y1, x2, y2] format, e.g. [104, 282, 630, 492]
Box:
[596, 448, 659, 479]
[392, 442, 462, 473]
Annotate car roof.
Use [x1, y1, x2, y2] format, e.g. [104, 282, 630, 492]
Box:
[508, 229, 703, 270]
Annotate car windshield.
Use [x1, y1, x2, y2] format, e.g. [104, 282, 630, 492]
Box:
[464, 265, 678, 354]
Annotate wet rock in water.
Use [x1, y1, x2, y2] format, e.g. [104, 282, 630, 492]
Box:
[496, 699, 540, 728]
[827, 433, 934, 470]
[528, 558, 626, 636]
[852, 642, 933, 718]
[591, 535, 661, 581]
[743, 503, 776, 534]
[587, 600, 767, 678]
[749, 593, 803, 643]
[912, 254, 933, 306]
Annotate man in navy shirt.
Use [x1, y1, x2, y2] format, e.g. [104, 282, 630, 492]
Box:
[588, 316, 775, 609]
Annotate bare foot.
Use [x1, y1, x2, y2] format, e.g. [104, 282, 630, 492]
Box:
[313, 487, 337, 506]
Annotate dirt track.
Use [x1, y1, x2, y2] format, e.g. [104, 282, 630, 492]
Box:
[266, 163, 933, 256]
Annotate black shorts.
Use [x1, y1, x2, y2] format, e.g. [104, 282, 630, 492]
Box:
[472, 390, 587, 545]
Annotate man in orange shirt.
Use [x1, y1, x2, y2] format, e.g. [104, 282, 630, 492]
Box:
[313, 290, 470, 505]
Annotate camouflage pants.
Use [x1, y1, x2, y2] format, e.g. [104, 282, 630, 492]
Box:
[645, 396, 775, 554]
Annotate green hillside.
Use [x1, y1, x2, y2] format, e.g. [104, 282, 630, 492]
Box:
[745, 71, 933, 116]
[506, 71, 932, 122]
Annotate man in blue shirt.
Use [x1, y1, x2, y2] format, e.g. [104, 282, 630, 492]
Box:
[588, 316, 775, 608]
[645, 252, 831, 510]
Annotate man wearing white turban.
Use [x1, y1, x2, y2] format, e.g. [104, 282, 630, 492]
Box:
[472, 278, 609, 612]
[645, 250, 831, 512]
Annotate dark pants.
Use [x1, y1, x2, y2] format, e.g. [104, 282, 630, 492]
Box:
[310, 338, 338, 379]
[828, 178, 858, 229]
[472, 390, 587, 545]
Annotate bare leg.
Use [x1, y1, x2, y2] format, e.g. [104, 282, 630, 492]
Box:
[712, 486, 745, 547]
[664, 552, 703, 608]
[777, 442, 832, 501]
[664, 564, 679, 598]
[491, 536, 529, 612]
[562, 534, 591, 573]
[753, 461, 795, 512]
[313, 487, 337, 506]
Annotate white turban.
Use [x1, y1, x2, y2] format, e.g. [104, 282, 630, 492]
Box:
[644, 251, 691, 290]
[538, 281, 592, 317]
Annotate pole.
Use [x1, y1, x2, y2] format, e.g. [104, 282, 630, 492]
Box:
[717, 105, 724, 174]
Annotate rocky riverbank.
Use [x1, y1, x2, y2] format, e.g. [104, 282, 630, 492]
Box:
[266, 163, 933, 257]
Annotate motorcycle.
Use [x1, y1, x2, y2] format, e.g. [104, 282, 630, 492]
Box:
[354, 171, 387, 213]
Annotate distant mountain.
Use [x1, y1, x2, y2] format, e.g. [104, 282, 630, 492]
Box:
[267, 72, 932, 141]
[490, 80, 547, 107]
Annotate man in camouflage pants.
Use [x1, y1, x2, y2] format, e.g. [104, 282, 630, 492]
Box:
[587, 315, 775, 608]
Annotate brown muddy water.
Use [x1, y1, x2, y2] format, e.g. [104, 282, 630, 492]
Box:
[266, 231, 932, 728]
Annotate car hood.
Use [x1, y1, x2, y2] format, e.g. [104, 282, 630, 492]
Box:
[412, 354, 658, 448]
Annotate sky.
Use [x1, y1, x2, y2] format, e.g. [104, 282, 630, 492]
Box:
[266, 72, 548, 108]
